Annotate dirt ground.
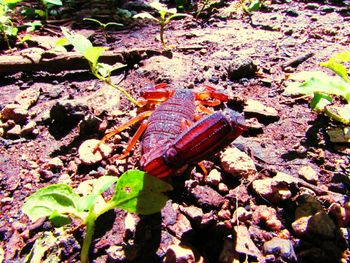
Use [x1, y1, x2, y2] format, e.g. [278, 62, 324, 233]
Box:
[1, 0, 350, 262]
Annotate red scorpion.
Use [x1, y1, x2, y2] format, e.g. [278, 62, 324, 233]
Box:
[95, 84, 246, 178]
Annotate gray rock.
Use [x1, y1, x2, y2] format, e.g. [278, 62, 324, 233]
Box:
[50, 100, 89, 124]
[227, 56, 257, 80]
[15, 86, 40, 110]
[263, 237, 297, 262]
[190, 185, 225, 209]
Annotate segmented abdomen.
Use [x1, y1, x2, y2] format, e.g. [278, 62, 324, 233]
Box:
[141, 89, 196, 154]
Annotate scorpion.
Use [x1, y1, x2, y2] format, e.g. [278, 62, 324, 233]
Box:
[95, 84, 246, 178]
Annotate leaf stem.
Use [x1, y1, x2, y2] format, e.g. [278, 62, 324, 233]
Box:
[81, 209, 96, 263]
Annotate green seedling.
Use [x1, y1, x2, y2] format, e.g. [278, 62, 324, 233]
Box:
[0, 0, 22, 49]
[60, 27, 140, 106]
[133, 0, 191, 48]
[242, 0, 263, 15]
[83, 18, 123, 39]
[40, 0, 62, 19]
[285, 50, 350, 124]
[22, 170, 173, 263]
[195, 0, 219, 18]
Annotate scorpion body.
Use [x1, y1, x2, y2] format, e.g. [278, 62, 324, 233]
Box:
[140, 89, 246, 178]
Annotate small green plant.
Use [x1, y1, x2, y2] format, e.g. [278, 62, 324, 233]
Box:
[195, 0, 219, 18]
[0, 0, 22, 49]
[22, 170, 173, 263]
[60, 27, 140, 106]
[83, 18, 123, 39]
[39, 0, 62, 19]
[241, 0, 264, 15]
[133, 0, 191, 48]
[285, 50, 350, 124]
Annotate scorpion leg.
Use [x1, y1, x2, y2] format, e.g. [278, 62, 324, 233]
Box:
[118, 120, 149, 159]
[93, 111, 152, 153]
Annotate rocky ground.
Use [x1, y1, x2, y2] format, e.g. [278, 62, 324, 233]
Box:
[1, 0, 350, 262]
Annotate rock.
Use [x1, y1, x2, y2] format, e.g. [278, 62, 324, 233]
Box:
[227, 56, 257, 80]
[328, 202, 350, 227]
[244, 99, 279, 119]
[263, 237, 297, 262]
[106, 245, 126, 262]
[179, 205, 203, 224]
[220, 147, 257, 178]
[292, 211, 336, 240]
[217, 182, 229, 193]
[0, 104, 28, 123]
[233, 225, 264, 260]
[231, 207, 252, 225]
[227, 185, 250, 205]
[50, 100, 89, 124]
[164, 244, 204, 263]
[6, 124, 22, 138]
[20, 121, 37, 136]
[46, 157, 64, 170]
[85, 85, 121, 116]
[0, 127, 4, 137]
[124, 212, 137, 239]
[298, 165, 318, 183]
[190, 185, 225, 209]
[15, 86, 40, 110]
[205, 169, 222, 186]
[294, 194, 324, 219]
[327, 127, 350, 143]
[79, 139, 112, 165]
[252, 177, 292, 203]
[252, 205, 282, 231]
[168, 213, 193, 240]
[305, 3, 320, 9]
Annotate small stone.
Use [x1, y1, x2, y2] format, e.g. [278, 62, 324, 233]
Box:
[6, 124, 22, 137]
[57, 173, 72, 184]
[20, 121, 37, 136]
[298, 165, 318, 183]
[328, 202, 350, 227]
[252, 177, 292, 203]
[263, 237, 297, 262]
[252, 205, 282, 231]
[46, 157, 64, 170]
[164, 244, 201, 263]
[233, 225, 263, 260]
[1, 104, 28, 123]
[124, 213, 137, 238]
[231, 207, 252, 224]
[217, 182, 229, 193]
[0, 127, 3, 137]
[205, 169, 222, 186]
[227, 56, 257, 80]
[15, 86, 40, 110]
[190, 185, 225, 209]
[220, 147, 257, 178]
[106, 245, 126, 262]
[179, 205, 203, 223]
[305, 3, 320, 10]
[244, 99, 279, 119]
[292, 211, 336, 239]
[218, 209, 231, 220]
[78, 139, 112, 165]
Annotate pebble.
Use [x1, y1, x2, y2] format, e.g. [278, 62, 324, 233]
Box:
[244, 99, 279, 119]
[46, 157, 64, 170]
[78, 139, 112, 165]
[205, 169, 222, 186]
[231, 207, 252, 224]
[217, 182, 229, 193]
[106, 245, 126, 262]
[164, 244, 202, 263]
[6, 125, 22, 138]
[233, 225, 264, 260]
[252, 205, 282, 231]
[252, 177, 292, 203]
[298, 165, 318, 183]
[1, 104, 28, 123]
[227, 56, 257, 80]
[190, 185, 226, 209]
[263, 237, 297, 262]
[14, 86, 40, 110]
[220, 147, 257, 178]
[179, 205, 203, 224]
[20, 121, 37, 136]
[328, 202, 350, 227]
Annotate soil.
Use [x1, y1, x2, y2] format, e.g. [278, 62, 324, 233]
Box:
[1, 0, 350, 262]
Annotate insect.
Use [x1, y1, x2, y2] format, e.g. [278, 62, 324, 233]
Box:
[95, 84, 246, 178]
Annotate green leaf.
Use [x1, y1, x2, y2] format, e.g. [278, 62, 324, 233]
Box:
[24, 20, 42, 32]
[310, 92, 332, 111]
[25, 231, 60, 263]
[109, 170, 173, 215]
[77, 176, 118, 212]
[320, 50, 350, 83]
[325, 104, 350, 124]
[247, 0, 262, 12]
[133, 12, 159, 22]
[84, 46, 105, 67]
[22, 184, 80, 222]
[1, 0, 22, 5]
[48, 210, 71, 227]
[166, 13, 191, 24]
[42, 0, 62, 6]
[61, 27, 93, 54]
[285, 71, 350, 103]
